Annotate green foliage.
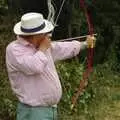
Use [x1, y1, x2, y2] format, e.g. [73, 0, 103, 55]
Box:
[0, 0, 7, 8]
[93, 0, 120, 64]
[0, 0, 6, 6]
[0, 68, 17, 120]
[0, 16, 16, 120]
[56, 59, 84, 110]
[57, 61, 120, 119]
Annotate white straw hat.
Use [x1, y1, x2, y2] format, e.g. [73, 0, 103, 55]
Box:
[14, 12, 54, 35]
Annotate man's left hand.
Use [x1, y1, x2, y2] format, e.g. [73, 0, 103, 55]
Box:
[86, 35, 96, 48]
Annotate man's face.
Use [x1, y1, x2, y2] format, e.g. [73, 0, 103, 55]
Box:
[33, 33, 51, 48]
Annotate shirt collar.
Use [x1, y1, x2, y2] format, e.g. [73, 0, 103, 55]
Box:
[17, 36, 33, 46]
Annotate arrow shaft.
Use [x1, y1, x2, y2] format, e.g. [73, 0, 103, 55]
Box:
[57, 33, 97, 42]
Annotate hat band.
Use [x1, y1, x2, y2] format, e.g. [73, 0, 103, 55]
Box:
[21, 22, 45, 33]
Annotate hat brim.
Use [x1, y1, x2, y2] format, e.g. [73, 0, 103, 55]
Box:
[14, 20, 54, 35]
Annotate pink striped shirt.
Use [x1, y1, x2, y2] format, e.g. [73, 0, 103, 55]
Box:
[6, 37, 86, 106]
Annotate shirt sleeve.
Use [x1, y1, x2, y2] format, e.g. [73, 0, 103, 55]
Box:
[6, 46, 48, 75]
[51, 41, 87, 61]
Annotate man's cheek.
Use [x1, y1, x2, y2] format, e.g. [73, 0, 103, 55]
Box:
[38, 40, 41, 46]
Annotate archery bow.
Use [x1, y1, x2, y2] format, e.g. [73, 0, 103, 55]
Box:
[48, 0, 96, 109]
[71, 0, 95, 109]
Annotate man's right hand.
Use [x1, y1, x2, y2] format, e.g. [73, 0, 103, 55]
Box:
[39, 35, 51, 52]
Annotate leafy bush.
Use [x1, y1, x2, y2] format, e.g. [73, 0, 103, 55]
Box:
[56, 59, 85, 110]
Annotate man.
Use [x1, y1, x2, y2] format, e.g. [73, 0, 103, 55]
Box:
[6, 12, 95, 120]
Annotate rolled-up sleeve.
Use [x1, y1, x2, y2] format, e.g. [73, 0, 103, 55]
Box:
[6, 46, 48, 75]
[51, 41, 87, 61]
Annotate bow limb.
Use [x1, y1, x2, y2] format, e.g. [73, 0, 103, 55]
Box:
[71, 0, 95, 110]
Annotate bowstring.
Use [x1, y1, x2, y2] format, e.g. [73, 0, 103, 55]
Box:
[47, 0, 66, 34]
[54, 0, 66, 27]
